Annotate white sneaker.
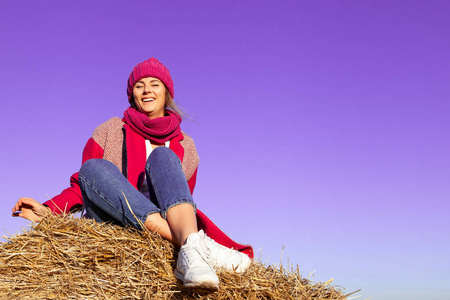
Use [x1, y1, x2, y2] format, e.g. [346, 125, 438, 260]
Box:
[174, 232, 219, 290]
[199, 230, 252, 273]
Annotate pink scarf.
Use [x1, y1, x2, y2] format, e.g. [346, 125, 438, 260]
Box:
[123, 107, 182, 143]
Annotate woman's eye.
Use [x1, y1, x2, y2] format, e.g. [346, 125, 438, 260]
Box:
[152, 84, 159, 87]
[135, 85, 143, 88]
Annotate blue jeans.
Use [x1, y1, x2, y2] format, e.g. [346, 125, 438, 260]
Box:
[78, 147, 196, 230]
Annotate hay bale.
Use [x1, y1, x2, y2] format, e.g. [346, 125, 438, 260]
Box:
[0, 215, 357, 299]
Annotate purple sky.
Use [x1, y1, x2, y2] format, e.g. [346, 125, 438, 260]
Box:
[1, 1, 449, 299]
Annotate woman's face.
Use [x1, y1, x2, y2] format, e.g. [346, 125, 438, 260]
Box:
[132, 77, 166, 119]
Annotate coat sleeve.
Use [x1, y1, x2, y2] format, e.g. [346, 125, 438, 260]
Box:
[43, 138, 104, 214]
[187, 168, 198, 195]
[177, 132, 199, 195]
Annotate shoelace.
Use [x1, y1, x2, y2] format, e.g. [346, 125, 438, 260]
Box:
[203, 236, 237, 264]
[204, 235, 225, 252]
[184, 243, 211, 265]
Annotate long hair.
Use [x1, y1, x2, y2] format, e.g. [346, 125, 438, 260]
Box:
[164, 89, 188, 118]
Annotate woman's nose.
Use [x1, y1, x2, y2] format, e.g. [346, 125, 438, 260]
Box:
[144, 85, 152, 93]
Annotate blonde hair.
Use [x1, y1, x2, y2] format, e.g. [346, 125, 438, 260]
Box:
[164, 89, 188, 118]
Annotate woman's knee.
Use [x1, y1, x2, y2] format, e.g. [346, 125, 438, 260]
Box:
[80, 159, 118, 178]
[80, 159, 101, 174]
[147, 147, 179, 167]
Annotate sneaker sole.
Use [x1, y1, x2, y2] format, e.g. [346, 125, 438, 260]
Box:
[174, 270, 219, 290]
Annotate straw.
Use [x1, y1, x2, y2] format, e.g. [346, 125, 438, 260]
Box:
[0, 214, 358, 299]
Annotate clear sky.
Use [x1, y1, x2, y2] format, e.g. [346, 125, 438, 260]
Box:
[1, 1, 449, 299]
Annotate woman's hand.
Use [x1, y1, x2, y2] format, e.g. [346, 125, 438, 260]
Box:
[12, 197, 50, 222]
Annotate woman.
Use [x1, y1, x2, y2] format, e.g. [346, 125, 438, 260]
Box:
[12, 57, 253, 290]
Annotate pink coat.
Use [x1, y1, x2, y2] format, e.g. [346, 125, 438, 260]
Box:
[43, 117, 254, 259]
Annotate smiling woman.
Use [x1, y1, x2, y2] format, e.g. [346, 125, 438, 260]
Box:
[11, 57, 253, 290]
[132, 77, 167, 118]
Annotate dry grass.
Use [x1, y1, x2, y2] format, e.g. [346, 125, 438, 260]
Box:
[0, 215, 358, 299]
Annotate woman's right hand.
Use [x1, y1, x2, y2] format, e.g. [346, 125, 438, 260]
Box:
[12, 197, 50, 222]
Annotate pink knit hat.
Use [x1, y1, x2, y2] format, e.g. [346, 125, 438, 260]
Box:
[127, 57, 174, 101]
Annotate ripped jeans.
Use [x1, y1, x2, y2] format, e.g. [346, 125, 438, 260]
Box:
[78, 147, 196, 230]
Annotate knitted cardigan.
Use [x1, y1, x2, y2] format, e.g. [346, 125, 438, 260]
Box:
[43, 117, 254, 258]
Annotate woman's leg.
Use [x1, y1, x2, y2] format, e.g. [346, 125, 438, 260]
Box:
[146, 148, 218, 288]
[146, 148, 251, 276]
[80, 155, 218, 289]
[79, 159, 175, 243]
[145, 147, 198, 247]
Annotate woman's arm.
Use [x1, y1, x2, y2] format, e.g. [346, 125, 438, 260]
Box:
[178, 132, 199, 194]
[187, 168, 198, 194]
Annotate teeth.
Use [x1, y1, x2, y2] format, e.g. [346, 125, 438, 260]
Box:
[143, 98, 155, 102]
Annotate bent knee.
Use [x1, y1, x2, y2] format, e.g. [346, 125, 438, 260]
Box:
[80, 159, 116, 175]
[148, 146, 178, 162]
[151, 146, 173, 155]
